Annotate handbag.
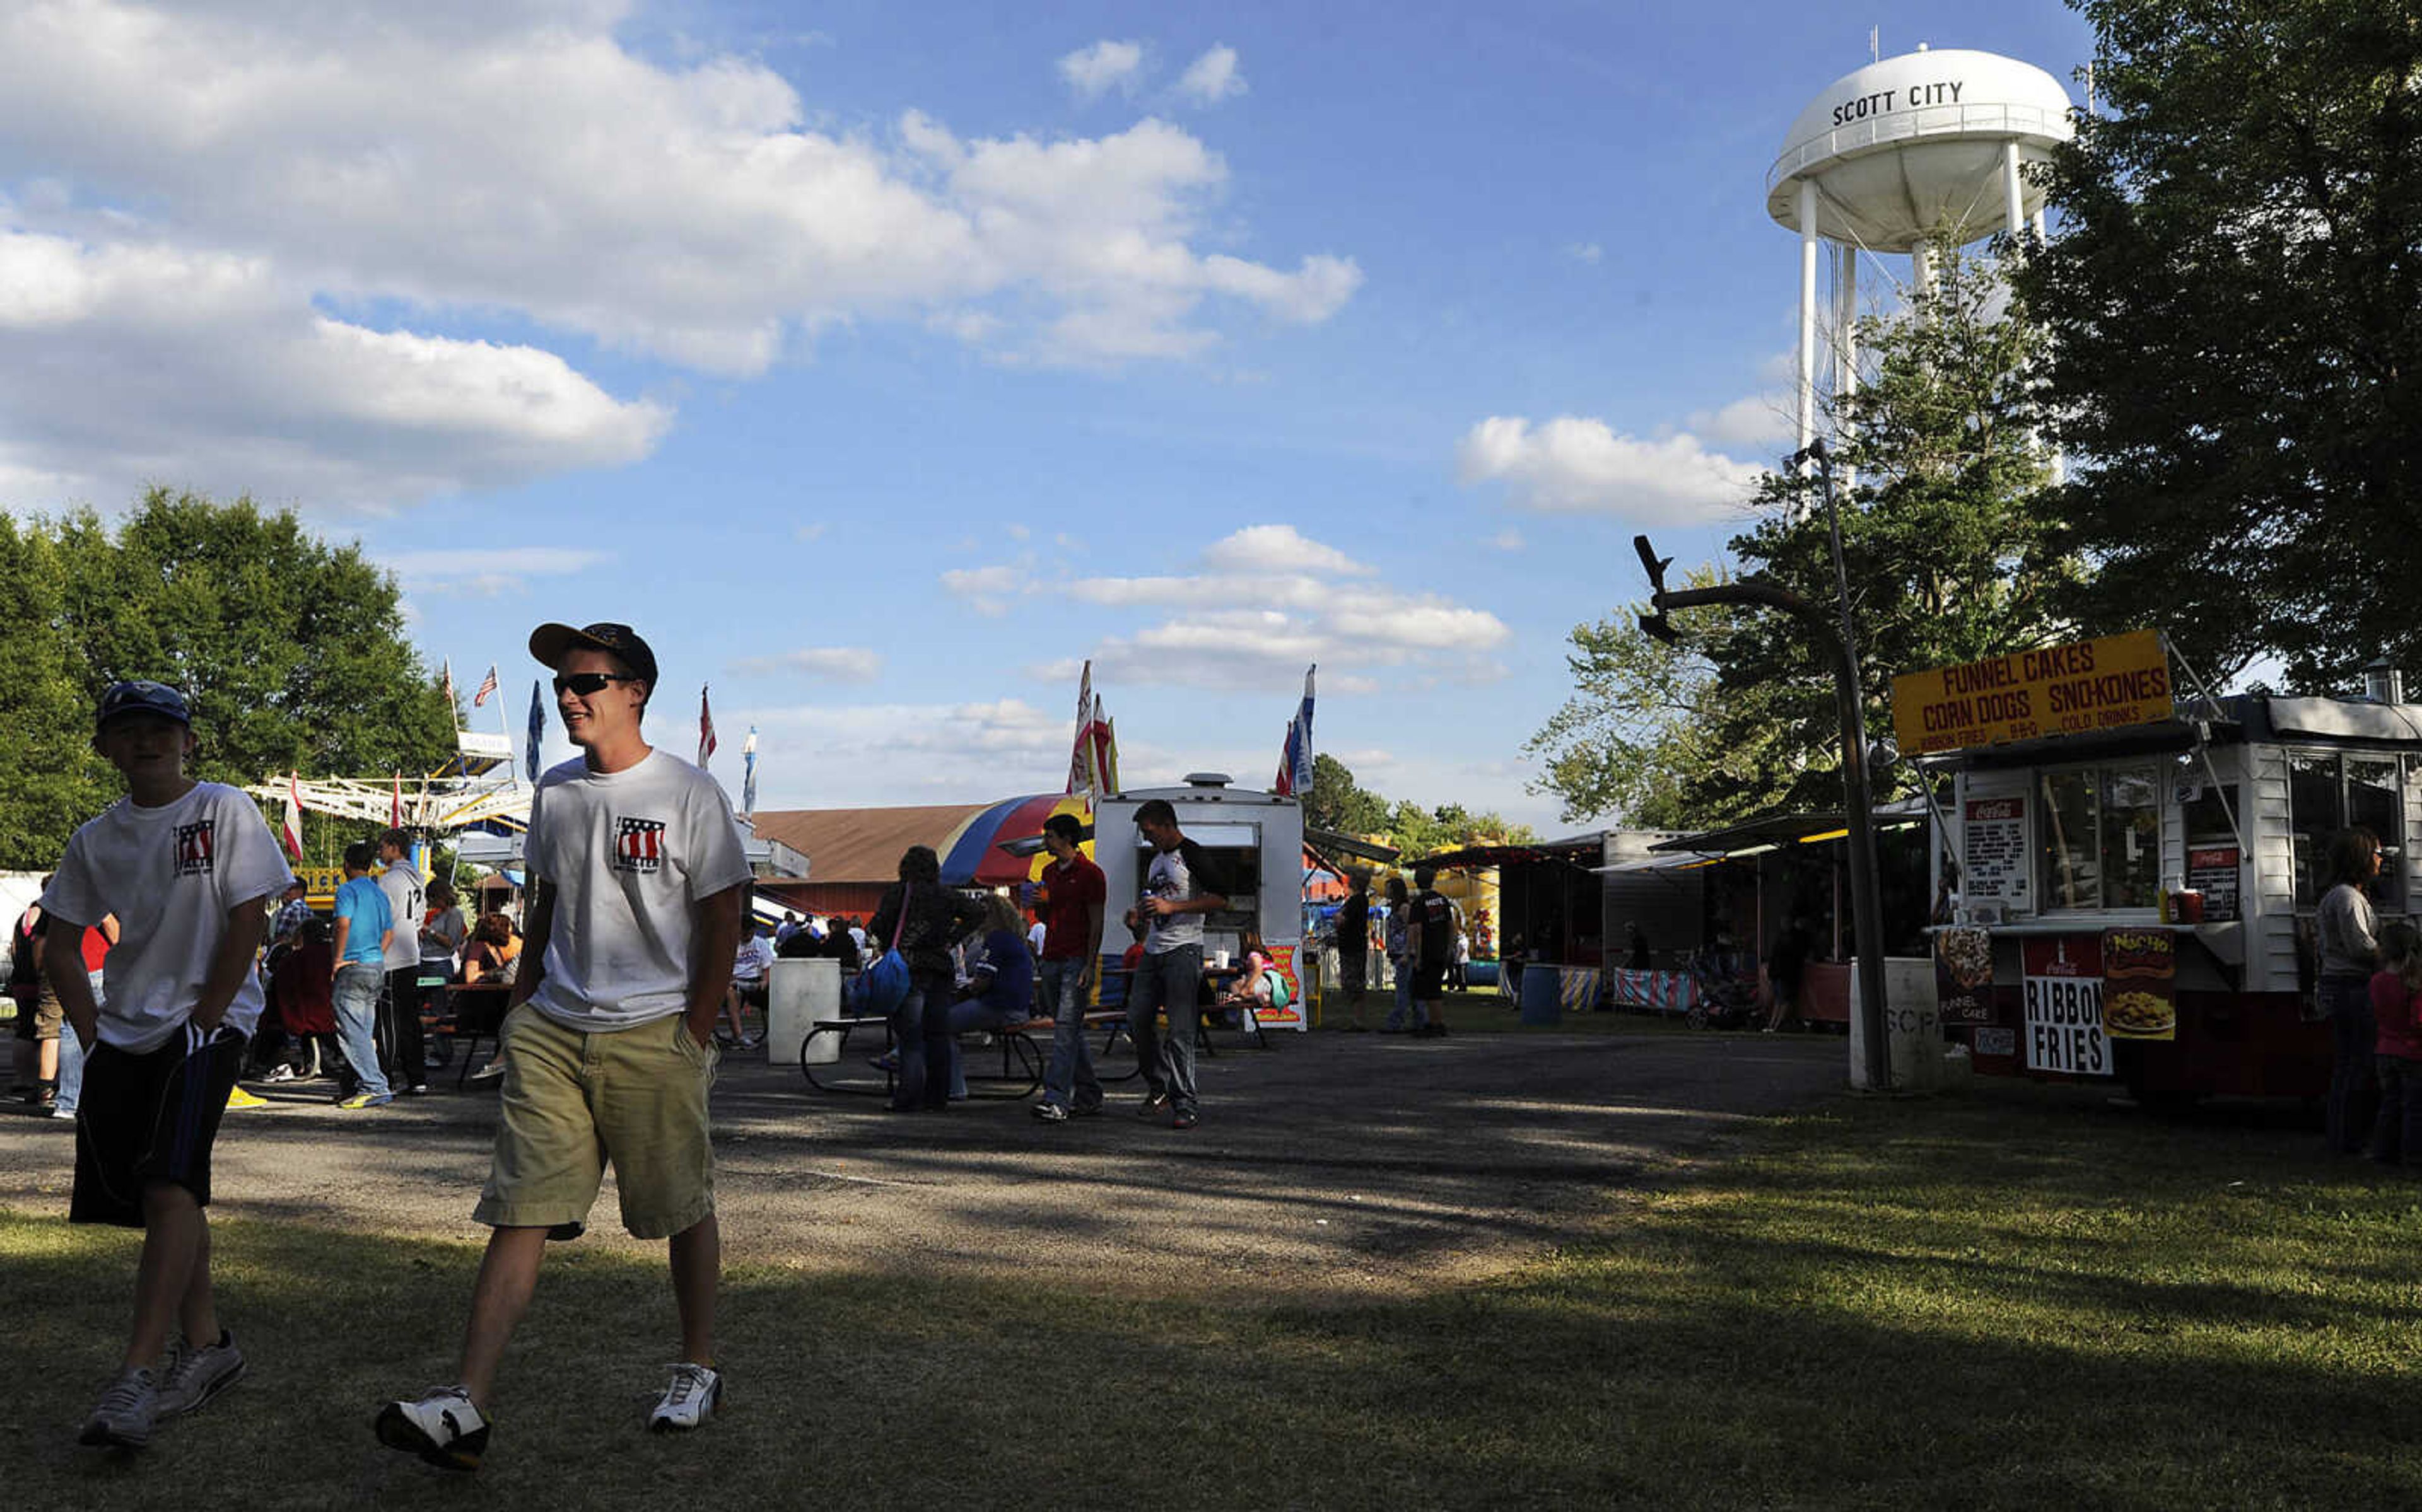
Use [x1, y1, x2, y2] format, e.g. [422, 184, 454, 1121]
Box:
[848, 888, 915, 1016]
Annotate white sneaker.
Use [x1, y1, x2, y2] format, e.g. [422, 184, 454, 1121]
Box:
[79, 1366, 158, 1449]
[157, 1329, 247, 1417]
[648, 1363, 722, 1432]
[375, 1385, 489, 1470]
[469, 1058, 508, 1081]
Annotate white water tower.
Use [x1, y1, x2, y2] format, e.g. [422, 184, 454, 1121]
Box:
[1768, 45, 2076, 451]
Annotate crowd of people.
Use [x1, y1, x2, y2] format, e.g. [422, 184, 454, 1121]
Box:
[9, 617, 1509, 1469]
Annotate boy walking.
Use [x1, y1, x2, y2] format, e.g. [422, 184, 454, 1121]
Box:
[1407, 865, 1454, 1038]
[375, 829, 430, 1094]
[1124, 799, 1228, 1129]
[330, 840, 394, 1108]
[377, 622, 748, 1471]
[1032, 812, 1107, 1121]
[42, 681, 295, 1449]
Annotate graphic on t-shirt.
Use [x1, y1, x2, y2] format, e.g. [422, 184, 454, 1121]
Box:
[614, 817, 667, 874]
[174, 819, 217, 877]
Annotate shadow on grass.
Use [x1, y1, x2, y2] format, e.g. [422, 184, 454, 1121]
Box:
[6, 1078, 2418, 1510]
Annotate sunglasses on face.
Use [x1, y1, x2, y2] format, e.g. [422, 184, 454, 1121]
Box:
[553, 672, 638, 696]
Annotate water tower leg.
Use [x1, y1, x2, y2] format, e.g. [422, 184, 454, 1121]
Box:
[1835, 249, 1857, 489]
[1797, 178, 1818, 457]
[2003, 141, 2025, 241]
[1911, 241, 1936, 317]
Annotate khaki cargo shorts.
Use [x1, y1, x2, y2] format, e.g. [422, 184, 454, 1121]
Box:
[474, 1005, 720, 1240]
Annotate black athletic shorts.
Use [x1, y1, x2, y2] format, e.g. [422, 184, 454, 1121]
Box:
[1413, 963, 1448, 1001]
[72, 1024, 246, 1228]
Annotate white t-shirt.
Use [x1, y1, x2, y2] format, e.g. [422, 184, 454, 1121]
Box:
[733, 934, 773, 982]
[40, 781, 295, 1054]
[525, 750, 753, 1032]
[378, 859, 426, 972]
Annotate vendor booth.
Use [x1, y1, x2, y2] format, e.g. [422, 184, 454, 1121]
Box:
[1094, 775, 1311, 1030]
[1903, 630, 2385, 1101]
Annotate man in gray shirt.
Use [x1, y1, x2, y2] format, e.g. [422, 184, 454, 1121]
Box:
[376, 829, 429, 1095]
[1124, 799, 1227, 1130]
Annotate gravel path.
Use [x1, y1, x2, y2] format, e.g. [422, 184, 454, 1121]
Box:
[0, 1026, 1846, 1301]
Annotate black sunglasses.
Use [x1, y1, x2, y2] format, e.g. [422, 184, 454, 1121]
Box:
[553, 672, 639, 696]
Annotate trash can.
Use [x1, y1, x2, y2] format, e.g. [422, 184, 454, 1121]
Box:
[1519, 963, 1562, 1026]
[769, 958, 842, 1066]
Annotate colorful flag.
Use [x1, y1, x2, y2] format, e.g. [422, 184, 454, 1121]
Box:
[741, 725, 759, 816]
[390, 773, 404, 829]
[526, 680, 544, 782]
[472, 663, 500, 707]
[1272, 665, 1315, 797]
[1087, 694, 1112, 796]
[280, 771, 304, 860]
[698, 685, 718, 767]
[1065, 660, 1095, 794]
[1100, 714, 1120, 794]
[1292, 664, 1316, 795]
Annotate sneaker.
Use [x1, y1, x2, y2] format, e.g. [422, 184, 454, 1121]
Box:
[225, 1086, 269, 1110]
[79, 1366, 158, 1449]
[51, 1103, 76, 1120]
[1032, 1102, 1070, 1122]
[1136, 1090, 1170, 1118]
[469, 1059, 508, 1082]
[157, 1329, 246, 1418]
[649, 1363, 723, 1432]
[869, 1050, 900, 1073]
[1173, 1107, 1199, 1130]
[336, 1091, 392, 1109]
[263, 1065, 298, 1083]
[1072, 1100, 1104, 1118]
[375, 1386, 489, 1471]
[409, 1083, 431, 1096]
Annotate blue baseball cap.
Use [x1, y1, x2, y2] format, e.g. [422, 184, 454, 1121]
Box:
[96, 680, 192, 734]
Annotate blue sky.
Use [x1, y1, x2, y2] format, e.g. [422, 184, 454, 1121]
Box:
[0, 0, 2094, 827]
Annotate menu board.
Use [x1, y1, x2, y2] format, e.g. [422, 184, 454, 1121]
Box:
[2185, 846, 2240, 923]
[1963, 796, 2028, 902]
[2101, 928, 2177, 1042]
[2021, 936, 2111, 1076]
[1933, 927, 1994, 1025]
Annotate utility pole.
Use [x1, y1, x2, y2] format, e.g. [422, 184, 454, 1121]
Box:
[1634, 466, 1893, 1089]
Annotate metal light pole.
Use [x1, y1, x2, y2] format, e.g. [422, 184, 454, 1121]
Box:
[1634, 451, 1893, 1089]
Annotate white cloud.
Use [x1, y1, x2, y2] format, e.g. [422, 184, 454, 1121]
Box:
[1456, 416, 1762, 525]
[0, 4, 1362, 508]
[730, 646, 882, 682]
[1564, 241, 1603, 264]
[1058, 39, 1145, 102]
[940, 563, 1027, 616]
[1175, 45, 1246, 106]
[1057, 524, 1508, 690]
[744, 698, 1067, 803]
[0, 230, 667, 511]
[793, 521, 829, 542]
[1687, 393, 1793, 453]
[384, 545, 611, 597]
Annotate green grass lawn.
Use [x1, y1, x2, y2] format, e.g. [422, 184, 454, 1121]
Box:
[8, 1081, 2419, 1508]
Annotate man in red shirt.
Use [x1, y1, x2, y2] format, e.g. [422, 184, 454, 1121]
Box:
[1031, 813, 1107, 1122]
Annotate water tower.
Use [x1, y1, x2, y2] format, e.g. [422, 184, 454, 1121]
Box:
[1768, 45, 2075, 451]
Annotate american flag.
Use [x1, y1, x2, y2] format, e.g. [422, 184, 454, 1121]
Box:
[472, 663, 500, 707]
[698, 685, 718, 767]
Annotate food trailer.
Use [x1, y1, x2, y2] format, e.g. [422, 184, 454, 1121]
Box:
[1094, 774, 1311, 1031]
[1901, 630, 2405, 1102]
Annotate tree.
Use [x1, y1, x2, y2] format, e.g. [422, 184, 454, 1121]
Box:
[0, 489, 457, 868]
[2016, 0, 2422, 688]
[1304, 752, 1389, 836]
[1530, 245, 2072, 824]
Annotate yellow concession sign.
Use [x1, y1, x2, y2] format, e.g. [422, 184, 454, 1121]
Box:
[1892, 630, 2173, 755]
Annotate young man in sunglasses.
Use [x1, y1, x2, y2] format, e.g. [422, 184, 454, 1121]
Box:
[377, 622, 749, 1470]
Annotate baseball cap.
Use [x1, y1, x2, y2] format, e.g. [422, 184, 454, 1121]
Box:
[95, 680, 192, 734]
[528, 622, 658, 688]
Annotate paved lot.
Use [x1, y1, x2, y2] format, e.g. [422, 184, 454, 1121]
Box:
[1, 1025, 1847, 1300]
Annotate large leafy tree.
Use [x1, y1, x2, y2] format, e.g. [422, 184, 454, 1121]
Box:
[0, 489, 455, 868]
[1530, 246, 2073, 825]
[2016, 0, 2422, 687]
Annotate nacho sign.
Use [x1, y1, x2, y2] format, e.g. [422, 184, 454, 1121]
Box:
[2101, 928, 2177, 1042]
[1892, 631, 2173, 755]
